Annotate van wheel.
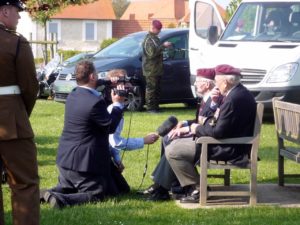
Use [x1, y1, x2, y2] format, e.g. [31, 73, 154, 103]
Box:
[125, 86, 145, 111]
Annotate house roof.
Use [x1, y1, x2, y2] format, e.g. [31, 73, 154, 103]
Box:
[121, 0, 180, 20]
[51, 0, 116, 20]
[121, 0, 226, 22]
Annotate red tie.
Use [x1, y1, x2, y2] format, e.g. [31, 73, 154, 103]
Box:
[199, 100, 206, 113]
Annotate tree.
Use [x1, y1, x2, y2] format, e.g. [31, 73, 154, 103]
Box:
[226, 0, 242, 21]
[111, 0, 129, 19]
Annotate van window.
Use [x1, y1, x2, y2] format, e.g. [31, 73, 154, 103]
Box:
[221, 2, 300, 42]
[194, 1, 223, 39]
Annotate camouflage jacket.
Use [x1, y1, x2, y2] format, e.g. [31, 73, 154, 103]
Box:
[142, 32, 164, 77]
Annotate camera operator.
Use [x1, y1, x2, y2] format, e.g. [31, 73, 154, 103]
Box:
[41, 60, 125, 209]
[106, 69, 159, 194]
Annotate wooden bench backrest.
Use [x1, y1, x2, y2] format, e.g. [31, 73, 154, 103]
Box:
[272, 98, 300, 143]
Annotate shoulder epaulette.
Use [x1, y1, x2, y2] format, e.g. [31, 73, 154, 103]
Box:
[0, 25, 21, 37]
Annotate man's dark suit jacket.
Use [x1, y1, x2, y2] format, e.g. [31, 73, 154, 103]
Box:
[56, 87, 123, 174]
[187, 97, 222, 126]
[195, 84, 256, 164]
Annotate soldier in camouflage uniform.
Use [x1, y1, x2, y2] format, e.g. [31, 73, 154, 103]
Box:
[0, 1, 39, 225]
[142, 20, 171, 113]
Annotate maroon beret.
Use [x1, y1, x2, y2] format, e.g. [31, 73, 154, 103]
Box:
[215, 64, 241, 76]
[152, 20, 163, 30]
[196, 68, 215, 80]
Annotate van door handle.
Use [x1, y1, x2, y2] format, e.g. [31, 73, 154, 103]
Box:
[190, 48, 199, 51]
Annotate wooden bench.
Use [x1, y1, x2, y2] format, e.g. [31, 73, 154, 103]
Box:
[272, 98, 300, 186]
[196, 103, 264, 206]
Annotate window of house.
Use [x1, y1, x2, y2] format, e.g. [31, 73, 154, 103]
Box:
[84, 21, 97, 41]
[47, 20, 61, 40]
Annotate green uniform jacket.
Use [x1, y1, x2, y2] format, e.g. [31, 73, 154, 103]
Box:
[142, 32, 164, 77]
[0, 24, 38, 140]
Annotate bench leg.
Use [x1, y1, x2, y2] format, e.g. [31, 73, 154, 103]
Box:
[224, 169, 230, 186]
[250, 163, 257, 205]
[278, 137, 285, 186]
[278, 154, 284, 186]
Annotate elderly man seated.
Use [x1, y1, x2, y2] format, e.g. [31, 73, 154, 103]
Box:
[144, 68, 219, 201]
[165, 64, 257, 203]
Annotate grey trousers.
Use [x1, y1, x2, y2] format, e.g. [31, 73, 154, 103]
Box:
[165, 137, 200, 187]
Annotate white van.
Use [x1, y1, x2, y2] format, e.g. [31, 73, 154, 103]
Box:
[189, 0, 300, 111]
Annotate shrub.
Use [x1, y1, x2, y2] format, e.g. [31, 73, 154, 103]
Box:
[167, 23, 176, 28]
[100, 38, 118, 50]
[58, 50, 82, 62]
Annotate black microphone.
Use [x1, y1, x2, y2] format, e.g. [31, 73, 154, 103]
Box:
[156, 116, 178, 137]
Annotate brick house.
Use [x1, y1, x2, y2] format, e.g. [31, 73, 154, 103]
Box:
[113, 0, 226, 38]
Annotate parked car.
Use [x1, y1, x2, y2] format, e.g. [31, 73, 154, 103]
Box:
[53, 29, 195, 110]
[37, 52, 94, 98]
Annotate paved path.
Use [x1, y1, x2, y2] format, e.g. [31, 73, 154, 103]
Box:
[176, 184, 300, 209]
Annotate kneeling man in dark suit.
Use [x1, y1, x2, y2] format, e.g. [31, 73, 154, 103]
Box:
[166, 64, 256, 203]
[42, 60, 124, 208]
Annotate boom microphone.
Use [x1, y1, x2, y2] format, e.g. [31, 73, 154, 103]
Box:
[156, 116, 178, 137]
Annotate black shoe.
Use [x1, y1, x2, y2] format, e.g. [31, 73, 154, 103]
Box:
[137, 183, 159, 195]
[44, 191, 63, 209]
[147, 187, 170, 201]
[180, 189, 199, 204]
[171, 185, 185, 194]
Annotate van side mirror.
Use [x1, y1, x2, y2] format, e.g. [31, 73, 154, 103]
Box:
[208, 26, 218, 45]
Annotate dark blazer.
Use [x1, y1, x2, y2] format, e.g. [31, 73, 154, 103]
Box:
[195, 84, 256, 163]
[187, 97, 220, 126]
[56, 87, 123, 174]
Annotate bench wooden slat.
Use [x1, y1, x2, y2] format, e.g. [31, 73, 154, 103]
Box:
[273, 98, 300, 186]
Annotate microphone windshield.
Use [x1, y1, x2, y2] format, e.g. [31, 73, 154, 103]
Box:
[156, 116, 178, 136]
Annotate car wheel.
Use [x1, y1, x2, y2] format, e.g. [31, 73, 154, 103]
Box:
[125, 86, 145, 111]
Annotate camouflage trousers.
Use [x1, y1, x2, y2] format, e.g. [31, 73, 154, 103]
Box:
[145, 75, 161, 111]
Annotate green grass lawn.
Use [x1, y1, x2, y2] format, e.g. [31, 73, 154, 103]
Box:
[3, 100, 300, 224]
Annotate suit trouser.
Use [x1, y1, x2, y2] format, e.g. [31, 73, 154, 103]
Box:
[0, 138, 40, 225]
[165, 137, 200, 187]
[49, 162, 130, 207]
[151, 136, 179, 190]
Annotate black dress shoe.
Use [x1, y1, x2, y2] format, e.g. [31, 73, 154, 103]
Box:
[171, 185, 185, 194]
[180, 189, 199, 203]
[147, 187, 170, 201]
[138, 183, 159, 195]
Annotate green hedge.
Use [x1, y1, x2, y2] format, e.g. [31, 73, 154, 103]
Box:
[100, 38, 118, 50]
[58, 50, 82, 62]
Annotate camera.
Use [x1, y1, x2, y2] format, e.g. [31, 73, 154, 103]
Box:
[97, 75, 141, 98]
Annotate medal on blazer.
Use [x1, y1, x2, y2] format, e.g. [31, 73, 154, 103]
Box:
[209, 107, 220, 127]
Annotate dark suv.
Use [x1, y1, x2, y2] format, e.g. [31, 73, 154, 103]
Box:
[53, 28, 195, 110]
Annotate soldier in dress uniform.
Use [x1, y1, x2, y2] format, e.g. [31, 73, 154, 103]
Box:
[0, 1, 39, 225]
[142, 19, 172, 113]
